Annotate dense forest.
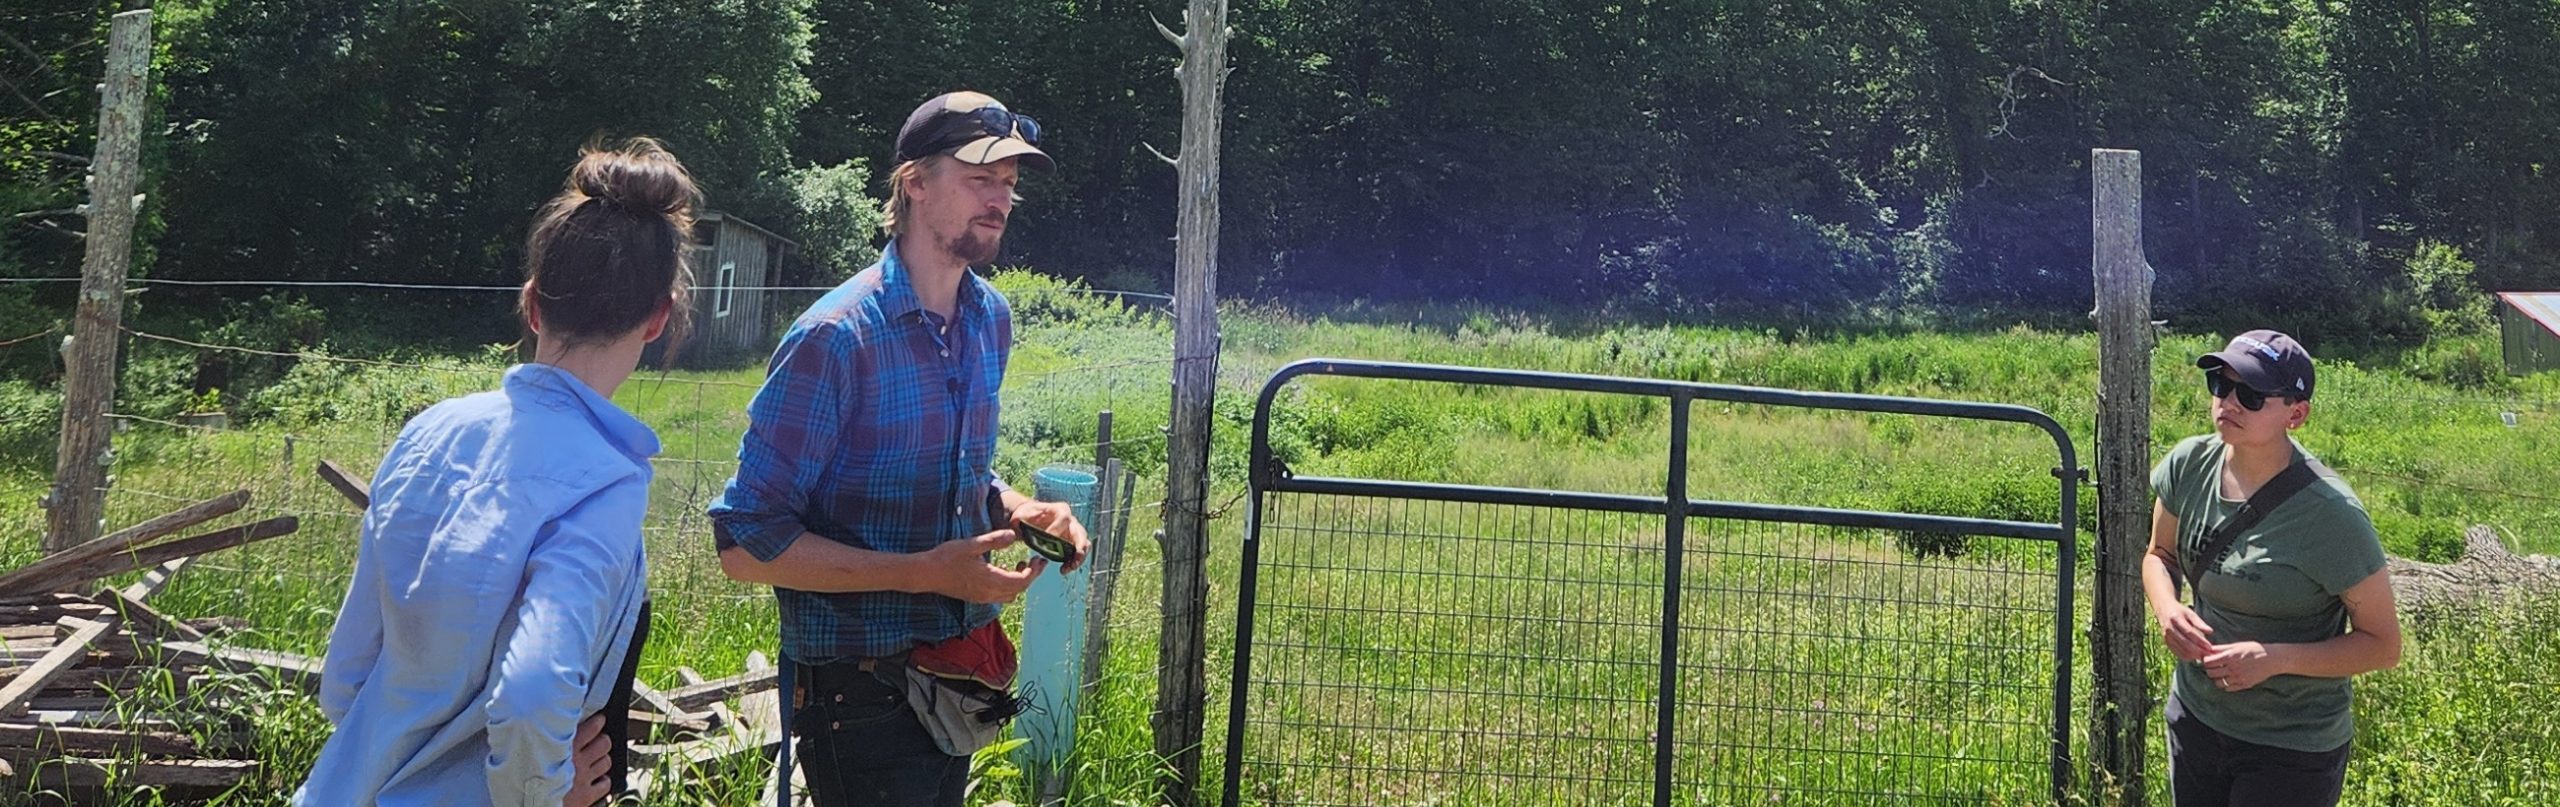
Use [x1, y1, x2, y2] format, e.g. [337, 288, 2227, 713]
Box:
[6, 0, 2557, 348]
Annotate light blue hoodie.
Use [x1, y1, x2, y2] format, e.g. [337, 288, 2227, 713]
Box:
[295, 363, 656, 807]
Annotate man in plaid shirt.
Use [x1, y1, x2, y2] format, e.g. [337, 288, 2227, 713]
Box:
[709, 91, 1089, 807]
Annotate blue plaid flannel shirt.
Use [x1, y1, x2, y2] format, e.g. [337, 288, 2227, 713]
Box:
[708, 241, 1013, 663]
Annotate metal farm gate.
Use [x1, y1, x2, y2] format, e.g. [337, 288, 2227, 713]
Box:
[1222, 360, 2082, 807]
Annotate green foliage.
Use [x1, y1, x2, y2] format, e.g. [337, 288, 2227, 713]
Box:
[0, 379, 62, 471]
[782, 158, 884, 277]
[2406, 241, 2491, 334]
[148, 0, 816, 289]
[2398, 328, 2511, 392]
[0, 287, 61, 380]
[243, 351, 495, 429]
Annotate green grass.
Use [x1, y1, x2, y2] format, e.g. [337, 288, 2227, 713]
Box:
[4, 284, 2555, 805]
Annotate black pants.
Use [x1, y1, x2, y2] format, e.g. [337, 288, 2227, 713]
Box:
[2167, 694, 2351, 807]
[791, 659, 968, 807]
[601, 600, 652, 797]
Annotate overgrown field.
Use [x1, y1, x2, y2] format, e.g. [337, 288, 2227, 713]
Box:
[3, 279, 2553, 805]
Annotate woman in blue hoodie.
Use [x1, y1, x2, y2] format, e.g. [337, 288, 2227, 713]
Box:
[296, 138, 696, 807]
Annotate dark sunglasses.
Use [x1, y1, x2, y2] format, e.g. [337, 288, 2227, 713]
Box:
[964, 106, 1041, 145]
[2203, 371, 2285, 411]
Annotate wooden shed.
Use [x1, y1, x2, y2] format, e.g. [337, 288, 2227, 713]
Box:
[670, 211, 795, 367]
[2497, 292, 2560, 376]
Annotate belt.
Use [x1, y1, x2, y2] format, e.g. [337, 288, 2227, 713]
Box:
[793, 655, 903, 702]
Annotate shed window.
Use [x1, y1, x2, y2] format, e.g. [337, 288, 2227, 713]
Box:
[715, 260, 737, 318]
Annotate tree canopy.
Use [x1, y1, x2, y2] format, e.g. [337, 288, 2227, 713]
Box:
[6, 0, 2556, 347]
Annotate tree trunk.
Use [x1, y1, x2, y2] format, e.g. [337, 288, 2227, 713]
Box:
[2090, 149, 2156, 806]
[44, 9, 155, 554]
[1154, 2, 1228, 805]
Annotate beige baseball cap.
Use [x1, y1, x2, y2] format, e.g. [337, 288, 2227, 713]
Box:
[893, 91, 1052, 170]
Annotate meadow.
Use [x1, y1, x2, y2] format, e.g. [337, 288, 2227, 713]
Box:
[3, 276, 2555, 805]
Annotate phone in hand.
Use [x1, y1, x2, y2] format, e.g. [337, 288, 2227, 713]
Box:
[1015, 519, 1080, 566]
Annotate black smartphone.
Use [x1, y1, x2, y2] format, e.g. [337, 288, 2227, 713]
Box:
[1015, 520, 1080, 565]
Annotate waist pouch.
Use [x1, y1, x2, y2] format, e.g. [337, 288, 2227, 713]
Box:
[900, 620, 1023, 756]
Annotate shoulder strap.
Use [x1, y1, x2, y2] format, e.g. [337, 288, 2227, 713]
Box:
[2185, 457, 2336, 592]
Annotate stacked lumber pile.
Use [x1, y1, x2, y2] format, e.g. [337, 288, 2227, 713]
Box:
[8, 463, 817, 804]
[622, 652, 807, 804]
[1, 490, 310, 798]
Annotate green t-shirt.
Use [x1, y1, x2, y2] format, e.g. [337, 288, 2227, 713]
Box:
[2150, 434, 2388, 752]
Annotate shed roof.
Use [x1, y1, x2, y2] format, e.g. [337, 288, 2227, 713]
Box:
[2498, 292, 2560, 337]
[699, 210, 799, 251]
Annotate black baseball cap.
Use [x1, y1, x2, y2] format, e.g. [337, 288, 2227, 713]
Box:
[2197, 329, 2315, 401]
[893, 91, 1052, 170]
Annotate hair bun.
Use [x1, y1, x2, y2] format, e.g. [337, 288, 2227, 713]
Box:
[569, 136, 698, 221]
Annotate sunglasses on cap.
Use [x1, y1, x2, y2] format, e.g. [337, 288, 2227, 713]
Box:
[2203, 371, 2289, 411]
[906, 106, 1042, 161]
[967, 107, 1041, 145]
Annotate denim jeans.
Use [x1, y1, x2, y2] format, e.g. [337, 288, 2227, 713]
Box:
[2166, 694, 2351, 807]
[791, 660, 969, 807]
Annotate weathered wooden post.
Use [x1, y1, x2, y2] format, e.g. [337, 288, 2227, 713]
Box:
[43, 9, 155, 553]
[1152, 0, 1229, 803]
[2091, 148, 2155, 805]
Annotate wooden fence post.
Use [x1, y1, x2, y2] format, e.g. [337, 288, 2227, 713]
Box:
[1153, 1, 1230, 803]
[2091, 148, 2155, 805]
[43, 9, 156, 553]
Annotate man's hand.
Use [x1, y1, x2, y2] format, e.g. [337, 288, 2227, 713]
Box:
[2155, 602, 2215, 663]
[916, 529, 1045, 603]
[565, 713, 611, 807]
[1008, 500, 1092, 573]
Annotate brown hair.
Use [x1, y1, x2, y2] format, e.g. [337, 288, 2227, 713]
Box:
[521, 137, 698, 349]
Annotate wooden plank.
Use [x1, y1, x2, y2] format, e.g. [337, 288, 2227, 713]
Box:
[316, 459, 371, 508]
[23, 710, 182, 729]
[94, 590, 206, 643]
[0, 626, 52, 641]
[13, 516, 299, 595]
[663, 666, 778, 712]
[0, 600, 109, 625]
[628, 679, 707, 732]
[19, 696, 111, 713]
[18, 490, 248, 584]
[119, 556, 196, 602]
[629, 730, 779, 768]
[38, 757, 257, 789]
[159, 641, 319, 693]
[0, 721, 202, 758]
[24, 666, 187, 698]
[0, 615, 120, 717]
[734, 652, 779, 745]
[676, 666, 740, 737]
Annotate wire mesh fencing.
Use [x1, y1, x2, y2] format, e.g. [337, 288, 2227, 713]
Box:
[1223, 360, 2078, 807]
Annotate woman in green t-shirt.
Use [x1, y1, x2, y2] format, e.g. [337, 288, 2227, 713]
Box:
[2142, 329, 2404, 807]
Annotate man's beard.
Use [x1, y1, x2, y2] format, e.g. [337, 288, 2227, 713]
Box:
[947, 215, 1004, 266]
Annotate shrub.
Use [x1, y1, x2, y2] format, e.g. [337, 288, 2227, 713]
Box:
[0, 380, 62, 471]
[783, 159, 884, 278]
